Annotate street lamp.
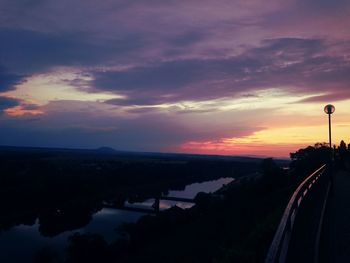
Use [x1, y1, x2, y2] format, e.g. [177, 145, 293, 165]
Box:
[324, 104, 335, 159]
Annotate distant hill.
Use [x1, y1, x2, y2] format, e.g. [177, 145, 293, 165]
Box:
[95, 146, 117, 154]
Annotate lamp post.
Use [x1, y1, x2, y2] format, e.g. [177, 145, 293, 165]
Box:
[324, 104, 335, 159]
[324, 104, 335, 195]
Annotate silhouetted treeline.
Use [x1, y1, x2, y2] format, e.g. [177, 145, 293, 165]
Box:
[0, 147, 261, 235]
[290, 143, 328, 176]
[289, 141, 350, 183]
[335, 140, 350, 170]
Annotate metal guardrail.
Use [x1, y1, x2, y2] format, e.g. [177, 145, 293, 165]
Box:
[265, 164, 327, 263]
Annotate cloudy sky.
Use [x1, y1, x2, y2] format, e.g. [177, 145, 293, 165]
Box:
[0, 0, 349, 157]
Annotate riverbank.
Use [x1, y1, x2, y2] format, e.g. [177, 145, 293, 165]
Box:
[0, 147, 263, 263]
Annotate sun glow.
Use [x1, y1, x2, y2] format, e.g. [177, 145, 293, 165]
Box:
[181, 120, 350, 157]
[1, 68, 122, 106]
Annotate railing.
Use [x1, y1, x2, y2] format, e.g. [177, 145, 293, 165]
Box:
[265, 164, 328, 263]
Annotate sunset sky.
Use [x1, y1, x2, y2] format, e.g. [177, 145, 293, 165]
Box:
[0, 0, 350, 157]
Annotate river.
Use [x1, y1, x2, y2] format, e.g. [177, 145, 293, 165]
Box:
[0, 177, 234, 263]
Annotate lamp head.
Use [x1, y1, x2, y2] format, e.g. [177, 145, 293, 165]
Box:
[324, 104, 335, 115]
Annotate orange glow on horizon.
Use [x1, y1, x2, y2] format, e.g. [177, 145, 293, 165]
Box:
[180, 122, 350, 157]
[180, 139, 306, 158]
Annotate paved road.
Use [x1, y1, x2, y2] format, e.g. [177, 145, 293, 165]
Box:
[320, 170, 350, 263]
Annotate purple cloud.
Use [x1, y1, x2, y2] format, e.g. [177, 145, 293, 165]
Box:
[0, 96, 20, 112]
[0, 67, 25, 92]
[1, 0, 350, 154]
[297, 92, 350, 103]
[21, 103, 41, 110]
[95, 38, 350, 106]
[0, 28, 144, 74]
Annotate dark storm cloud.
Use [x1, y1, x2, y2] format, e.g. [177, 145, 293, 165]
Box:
[97, 38, 350, 106]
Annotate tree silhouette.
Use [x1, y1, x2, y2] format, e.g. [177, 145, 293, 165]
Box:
[260, 158, 284, 190]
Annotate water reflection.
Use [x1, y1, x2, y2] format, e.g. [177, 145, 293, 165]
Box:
[0, 177, 234, 263]
[166, 177, 234, 198]
[125, 177, 234, 210]
[0, 221, 70, 263]
[0, 209, 142, 263]
[81, 208, 142, 242]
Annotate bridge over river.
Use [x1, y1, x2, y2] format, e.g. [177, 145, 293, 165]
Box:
[265, 164, 350, 263]
[103, 196, 196, 214]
